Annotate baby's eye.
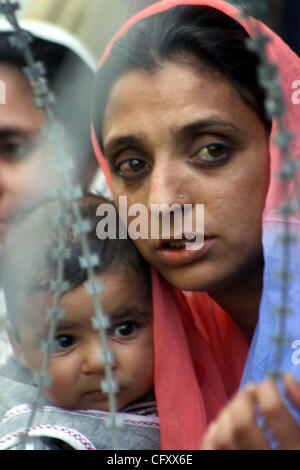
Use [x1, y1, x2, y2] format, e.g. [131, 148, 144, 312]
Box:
[190, 143, 230, 164]
[112, 321, 137, 338]
[116, 158, 150, 180]
[53, 334, 75, 352]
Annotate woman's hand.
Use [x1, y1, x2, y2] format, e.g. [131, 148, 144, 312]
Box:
[200, 374, 300, 450]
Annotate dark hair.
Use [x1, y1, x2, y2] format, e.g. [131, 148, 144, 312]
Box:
[92, 5, 271, 147]
[0, 33, 97, 187]
[0, 35, 72, 81]
[1, 194, 150, 334]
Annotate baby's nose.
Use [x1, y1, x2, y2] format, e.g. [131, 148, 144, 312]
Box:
[81, 339, 114, 375]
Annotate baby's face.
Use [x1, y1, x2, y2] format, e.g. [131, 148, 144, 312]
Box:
[16, 266, 153, 411]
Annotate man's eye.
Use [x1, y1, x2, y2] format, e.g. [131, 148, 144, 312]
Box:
[113, 321, 137, 338]
[116, 159, 149, 179]
[190, 143, 230, 164]
[0, 141, 35, 161]
[53, 335, 75, 352]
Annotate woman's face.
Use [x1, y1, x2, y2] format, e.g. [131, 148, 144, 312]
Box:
[0, 65, 55, 251]
[102, 62, 270, 292]
[0, 64, 84, 253]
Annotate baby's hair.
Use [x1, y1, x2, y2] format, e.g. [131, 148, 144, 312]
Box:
[1, 194, 151, 336]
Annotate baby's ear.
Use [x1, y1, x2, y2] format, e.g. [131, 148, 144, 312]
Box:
[6, 321, 30, 369]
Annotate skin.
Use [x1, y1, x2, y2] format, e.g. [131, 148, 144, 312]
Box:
[102, 62, 270, 341]
[201, 375, 300, 450]
[0, 65, 56, 250]
[10, 266, 154, 411]
[100, 61, 300, 447]
[0, 64, 95, 253]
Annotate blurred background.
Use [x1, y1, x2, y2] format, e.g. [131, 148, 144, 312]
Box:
[14, 0, 300, 57]
[16, 0, 159, 58]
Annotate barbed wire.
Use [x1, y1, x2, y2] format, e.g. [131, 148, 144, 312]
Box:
[0, 0, 123, 450]
[0, 0, 298, 450]
[232, 0, 299, 378]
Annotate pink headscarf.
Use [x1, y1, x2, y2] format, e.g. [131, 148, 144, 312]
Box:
[91, 1, 300, 450]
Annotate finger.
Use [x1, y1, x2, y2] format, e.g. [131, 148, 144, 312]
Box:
[200, 419, 238, 450]
[254, 379, 300, 450]
[201, 386, 270, 450]
[229, 387, 270, 450]
[283, 374, 300, 408]
[200, 422, 227, 450]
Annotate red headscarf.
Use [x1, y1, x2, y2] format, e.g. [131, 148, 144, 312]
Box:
[91, 1, 300, 450]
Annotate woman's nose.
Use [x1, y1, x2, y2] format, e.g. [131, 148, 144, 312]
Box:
[147, 157, 189, 214]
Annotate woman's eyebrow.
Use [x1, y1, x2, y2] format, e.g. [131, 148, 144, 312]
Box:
[103, 134, 150, 156]
[178, 118, 242, 137]
[104, 119, 242, 155]
[103, 134, 141, 156]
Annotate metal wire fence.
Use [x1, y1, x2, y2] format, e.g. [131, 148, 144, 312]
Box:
[0, 0, 298, 450]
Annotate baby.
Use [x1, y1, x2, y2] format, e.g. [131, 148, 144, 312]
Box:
[0, 195, 158, 450]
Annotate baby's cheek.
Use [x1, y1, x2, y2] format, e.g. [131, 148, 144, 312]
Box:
[44, 362, 75, 407]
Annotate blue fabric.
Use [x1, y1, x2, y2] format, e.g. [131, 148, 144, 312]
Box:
[241, 220, 300, 446]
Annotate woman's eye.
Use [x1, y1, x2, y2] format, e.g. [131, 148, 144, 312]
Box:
[113, 321, 137, 338]
[116, 158, 149, 179]
[53, 335, 75, 352]
[190, 143, 230, 164]
[0, 141, 35, 162]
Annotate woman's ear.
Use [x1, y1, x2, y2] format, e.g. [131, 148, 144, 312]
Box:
[6, 321, 30, 369]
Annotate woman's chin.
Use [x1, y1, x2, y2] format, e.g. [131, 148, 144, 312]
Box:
[155, 260, 245, 295]
[155, 264, 215, 293]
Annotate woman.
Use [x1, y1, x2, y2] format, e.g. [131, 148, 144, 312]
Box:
[0, 20, 109, 365]
[91, 0, 300, 449]
[0, 19, 110, 253]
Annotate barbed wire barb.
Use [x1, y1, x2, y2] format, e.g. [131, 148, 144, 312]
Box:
[233, 0, 299, 379]
[0, 0, 122, 450]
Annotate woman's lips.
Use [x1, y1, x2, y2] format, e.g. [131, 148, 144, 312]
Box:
[156, 237, 215, 266]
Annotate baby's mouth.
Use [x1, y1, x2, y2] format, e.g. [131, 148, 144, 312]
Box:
[84, 388, 107, 401]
